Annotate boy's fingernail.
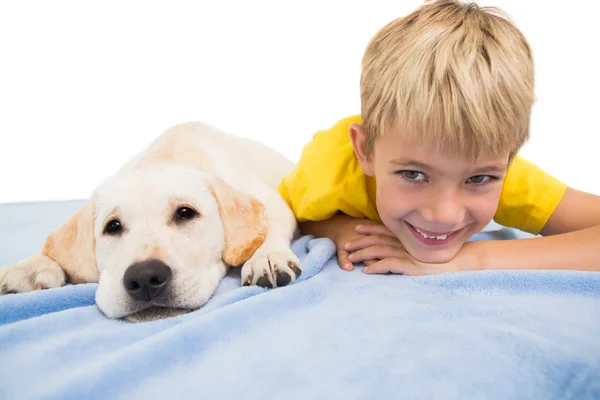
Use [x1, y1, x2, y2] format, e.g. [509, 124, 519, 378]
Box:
[348, 253, 354, 260]
[344, 242, 350, 249]
[363, 267, 370, 273]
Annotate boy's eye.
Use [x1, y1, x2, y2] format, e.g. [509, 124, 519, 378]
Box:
[468, 175, 491, 184]
[402, 170, 426, 180]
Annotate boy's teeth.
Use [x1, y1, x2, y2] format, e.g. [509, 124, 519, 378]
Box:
[415, 227, 448, 240]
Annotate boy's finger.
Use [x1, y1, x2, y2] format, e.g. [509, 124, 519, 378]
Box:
[355, 224, 396, 238]
[337, 250, 354, 271]
[363, 258, 435, 276]
[348, 245, 404, 263]
[363, 258, 405, 275]
[345, 235, 401, 251]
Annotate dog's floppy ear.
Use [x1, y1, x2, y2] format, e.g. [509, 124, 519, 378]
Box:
[209, 177, 267, 267]
[42, 200, 100, 284]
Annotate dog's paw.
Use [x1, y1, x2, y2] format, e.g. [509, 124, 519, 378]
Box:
[241, 248, 302, 288]
[0, 254, 66, 294]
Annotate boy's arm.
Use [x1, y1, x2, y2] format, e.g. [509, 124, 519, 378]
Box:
[539, 187, 600, 236]
[299, 213, 355, 243]
[466, 187, 600, 272]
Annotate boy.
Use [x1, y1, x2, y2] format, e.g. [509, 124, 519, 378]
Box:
[278, 0, 600, 275]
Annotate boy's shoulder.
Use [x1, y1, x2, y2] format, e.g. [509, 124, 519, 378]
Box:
[495, 155, 568, 234]
[278, 114, 379, 222]
[288, 114, 364, 179]
[306, 114, 362, 151]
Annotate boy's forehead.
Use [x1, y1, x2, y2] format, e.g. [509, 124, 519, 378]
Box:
[374, 111, 521, 163]
[375, 133, 511, 169]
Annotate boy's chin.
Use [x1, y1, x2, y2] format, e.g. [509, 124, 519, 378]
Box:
[404, 242, 464, 264]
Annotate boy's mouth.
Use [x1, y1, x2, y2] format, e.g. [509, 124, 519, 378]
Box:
[405, 222, 464, 246]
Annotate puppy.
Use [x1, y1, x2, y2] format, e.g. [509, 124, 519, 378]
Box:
[0, 122, 302, 322]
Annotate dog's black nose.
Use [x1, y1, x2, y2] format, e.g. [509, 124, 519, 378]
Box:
[123, 259, 172, 301]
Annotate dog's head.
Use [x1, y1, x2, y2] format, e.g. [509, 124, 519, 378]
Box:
[43, 163, 266, 321]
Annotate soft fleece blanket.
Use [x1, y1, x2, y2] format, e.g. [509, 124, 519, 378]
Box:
[1, 200, 599, 400]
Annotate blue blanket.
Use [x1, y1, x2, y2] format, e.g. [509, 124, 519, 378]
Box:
[1, 200, 600, 400]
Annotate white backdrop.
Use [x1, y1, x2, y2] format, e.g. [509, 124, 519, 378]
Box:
[0, 0, 598, 204]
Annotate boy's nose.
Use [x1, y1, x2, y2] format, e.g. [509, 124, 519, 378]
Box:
[420, 193, 466, 226]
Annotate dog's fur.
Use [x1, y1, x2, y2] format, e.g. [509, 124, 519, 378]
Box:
[0, 122, 302, 322]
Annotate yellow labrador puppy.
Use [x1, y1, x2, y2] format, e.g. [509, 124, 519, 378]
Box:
[0, 122, 302, 322]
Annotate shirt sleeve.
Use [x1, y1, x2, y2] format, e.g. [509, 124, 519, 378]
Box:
[277, 115, 379, 223]
[494, 156, 568, 234]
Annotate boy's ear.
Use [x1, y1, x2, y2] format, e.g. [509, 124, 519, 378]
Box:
[349, 123, 375, 176]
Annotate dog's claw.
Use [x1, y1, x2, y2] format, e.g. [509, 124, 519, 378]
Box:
[241, 250, 302, 289]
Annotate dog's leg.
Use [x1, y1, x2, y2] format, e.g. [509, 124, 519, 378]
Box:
[0, 253, 67, 294]
[1, 202, 99, 295]
[241, 190, 302, 288]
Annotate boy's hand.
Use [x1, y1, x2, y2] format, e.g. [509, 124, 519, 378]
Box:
[334, 219, 382, 271]
[345, 223, 463, 275]
[299, 214, 382, 271]
[343, 223, 405, 266]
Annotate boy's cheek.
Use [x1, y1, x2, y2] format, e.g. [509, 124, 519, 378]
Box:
[376, 183, 414, 216]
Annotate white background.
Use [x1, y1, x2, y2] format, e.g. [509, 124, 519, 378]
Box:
[0, 0, 598, 204]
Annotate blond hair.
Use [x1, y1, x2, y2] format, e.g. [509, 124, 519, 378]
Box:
[360, 0, 535, 159]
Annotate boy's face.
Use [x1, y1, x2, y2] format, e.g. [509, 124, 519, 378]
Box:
[350, 123, 510, 264]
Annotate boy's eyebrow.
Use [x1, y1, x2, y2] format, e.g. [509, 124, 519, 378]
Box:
[389, 158, 508, 174]
[473, 165, 509, 173]
[389, 159, 434, 171]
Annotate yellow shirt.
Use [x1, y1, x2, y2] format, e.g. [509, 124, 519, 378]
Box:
[278, 115, 568, 235]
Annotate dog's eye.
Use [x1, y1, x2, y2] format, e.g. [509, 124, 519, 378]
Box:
[103, 219, 123, 235]
[175, 207, 198, 222]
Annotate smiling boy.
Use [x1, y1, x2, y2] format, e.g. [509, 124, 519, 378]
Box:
[278, 0, 600, 275]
